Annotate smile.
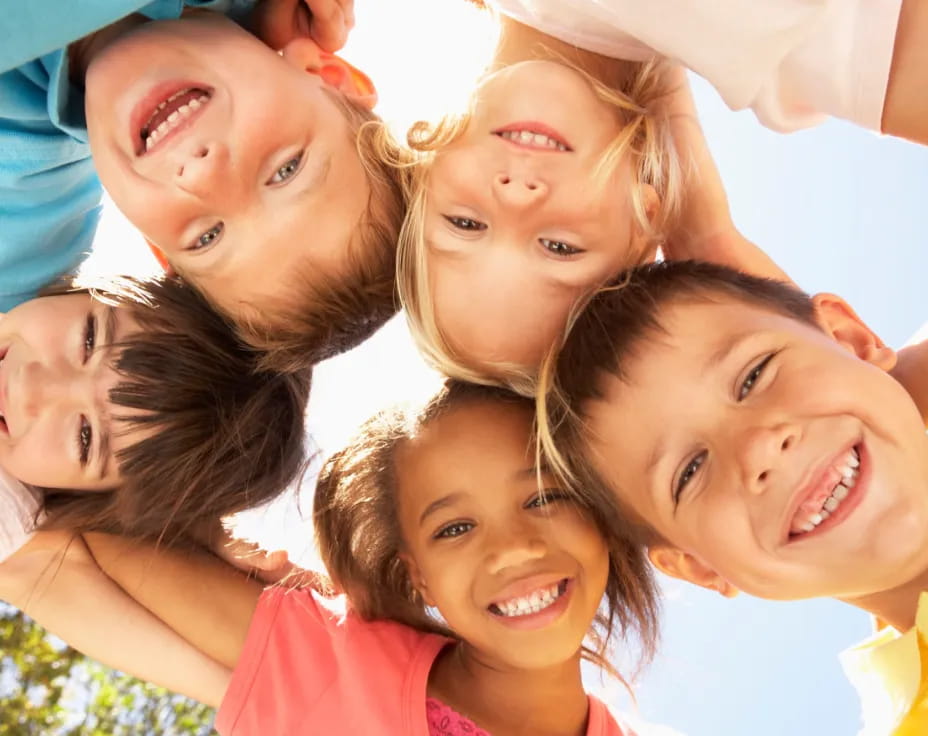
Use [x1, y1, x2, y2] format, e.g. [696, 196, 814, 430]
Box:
[0, 346, 9, 438]
[488, 578, 568, 618]
[134, 84, 213, 155]
[788, 445, 861, 539]
[492, 122, 572, 152]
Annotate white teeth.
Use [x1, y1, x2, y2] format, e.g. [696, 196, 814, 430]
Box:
[497, 130, 569, 151]
[142, 93, 209, 152]
[493, 583, 562, 617]
[790, 447, 861, 538]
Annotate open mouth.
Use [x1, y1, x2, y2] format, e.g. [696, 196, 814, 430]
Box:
[491, 122, 572, 152]
[488, 578, 569, 618]
[135, 85, 213, 155]
[788, 445, 861, 540]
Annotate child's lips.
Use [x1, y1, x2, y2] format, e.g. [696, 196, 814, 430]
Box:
[783, 441, 868, 544]
[130, 81, 213, 157]
[487, 578, 573, 631]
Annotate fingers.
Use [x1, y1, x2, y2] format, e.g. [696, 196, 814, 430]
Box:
[305, 0, 355, 52]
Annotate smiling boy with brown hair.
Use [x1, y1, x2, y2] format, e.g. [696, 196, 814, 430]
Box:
[538, 259, 928, 734]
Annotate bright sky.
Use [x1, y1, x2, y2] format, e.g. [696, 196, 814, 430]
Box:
[86, 2, 928, 734]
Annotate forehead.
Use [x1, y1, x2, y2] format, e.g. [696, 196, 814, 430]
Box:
[395, 401, 535, 501]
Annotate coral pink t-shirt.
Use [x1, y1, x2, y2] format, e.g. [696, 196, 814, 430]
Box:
[216, 588, 634, 736]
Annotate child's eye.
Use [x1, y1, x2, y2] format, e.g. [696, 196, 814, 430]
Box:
[443, 215, 487, 232]
[434, 521, 474, 539]
[82, 313, 97, 363]
[539, 238, 582, 257]
[674, 451, 706, 504]
[738, 353, 775, 400]
[268, 151, 304, 185]
[526, 489, 570, 509]
[188, 222, 224, 251]
[77, 415, 92, 467]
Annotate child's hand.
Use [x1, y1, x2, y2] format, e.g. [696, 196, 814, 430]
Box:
[252, 0, 355, 53]
[211, 530, 295, 585]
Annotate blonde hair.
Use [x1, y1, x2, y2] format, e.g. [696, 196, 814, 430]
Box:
[396, 59, 682, 396]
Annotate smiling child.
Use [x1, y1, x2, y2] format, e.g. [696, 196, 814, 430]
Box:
[538, 260, 928, 733]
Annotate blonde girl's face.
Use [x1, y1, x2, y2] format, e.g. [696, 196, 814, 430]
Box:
[395, 400, 610, 672]
[424, 61, 654, 369]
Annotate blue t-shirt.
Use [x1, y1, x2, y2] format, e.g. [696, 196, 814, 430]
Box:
[0, 0, 254, 310]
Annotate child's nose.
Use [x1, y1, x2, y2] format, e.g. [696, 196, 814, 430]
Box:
[492, 171, 548, 209]
[175, 142, 231, 200]
[17, 360, 82, 426]
[484, 524, 548, 574]
[736, 421, 799, 494]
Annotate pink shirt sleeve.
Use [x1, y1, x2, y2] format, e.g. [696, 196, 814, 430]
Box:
[0, 470, 42, 564]
[215, 587, 449, 736]
[488, 0, 903, 132]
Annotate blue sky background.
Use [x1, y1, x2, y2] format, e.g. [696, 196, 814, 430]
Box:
[89, 2, 928, 734]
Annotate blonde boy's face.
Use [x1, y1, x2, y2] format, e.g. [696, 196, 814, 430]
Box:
[395, 401, 609, 671]
[425, 60, 653, 368]
[85, 15, 371, 320]
[585, 296, 928, 602]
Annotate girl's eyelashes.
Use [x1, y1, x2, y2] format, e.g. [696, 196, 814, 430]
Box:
[433, 520, 474, 540]
[738, 352, 776, 401]
[674, 450, 706, 504]
[539, 238, 582, 257]
[526, 488, 570, 509]
[77, 415, 92, 467]
[188, 222, 224, 252]
[443, 215, 487, 232]
[267, 151, 304, 185]
[82, 313, 97, 362]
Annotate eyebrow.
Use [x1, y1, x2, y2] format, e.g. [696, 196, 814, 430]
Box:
[418, 491, 465, 526]
[704, 330, 755, 372]
[96, 305, 118, 481]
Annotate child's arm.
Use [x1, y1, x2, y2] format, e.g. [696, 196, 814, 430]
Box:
[882, 0, 928, 145]
[0, 530, 231, 707]
[84, 532, 265, 671]
[659, 68, 794, 285]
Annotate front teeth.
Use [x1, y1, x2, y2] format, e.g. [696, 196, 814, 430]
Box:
[143, 93, 209, 152]
[496, 130, 569, 151]
[492, 582, 562, 617]
[793, 447, 860, 536]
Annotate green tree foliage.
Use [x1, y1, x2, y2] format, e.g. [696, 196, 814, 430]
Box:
[0, 603, 216, 735]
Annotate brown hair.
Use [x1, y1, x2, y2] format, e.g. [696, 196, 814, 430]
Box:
[396, 59, 682, 396]
[314, 380, 661, 677]
[537, 260, 818, 525]
[238, 95, 413, 372]
[40, 276, 311, 545]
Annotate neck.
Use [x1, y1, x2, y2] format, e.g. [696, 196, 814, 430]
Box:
[428, 642, 589, 736]
[841, 566, 928, 632]
[491, 14, 638, 88]
[68, 14, 147, 86]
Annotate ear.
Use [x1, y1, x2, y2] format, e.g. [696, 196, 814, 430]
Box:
[280, 37, 377, 109]
[400, 552, 436, 607]
[640, 183, 660, 226]
[812, 293, 897, 371]
[649, 545, 740, 598]
[145, 239, 174, 275]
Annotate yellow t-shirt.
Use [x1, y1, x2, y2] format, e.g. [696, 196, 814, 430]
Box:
[842, 592, 928, 735]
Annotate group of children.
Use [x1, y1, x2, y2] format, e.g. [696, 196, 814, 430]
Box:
[1, 0, 927, 734]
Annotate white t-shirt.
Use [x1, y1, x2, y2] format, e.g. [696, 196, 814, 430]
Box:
[488, 0, 903, 132]
[0, 467, 43, 564]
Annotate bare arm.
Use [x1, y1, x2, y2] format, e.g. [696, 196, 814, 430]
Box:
[84, 532, 264, 671]
[659, 68, 794, 284]
[882, 0, 928, 145]
[0, 531, 231, 707]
